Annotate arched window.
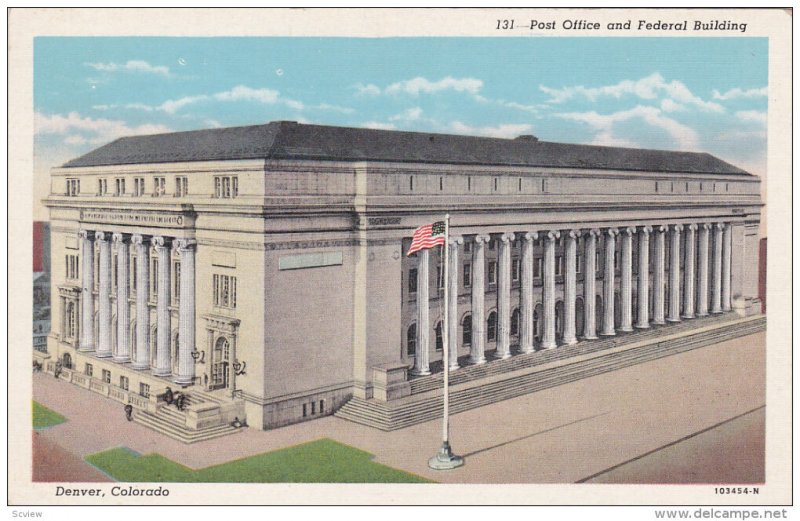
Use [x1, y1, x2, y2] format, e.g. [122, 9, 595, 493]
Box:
[533, 303, 543, 341]
[434, 321, 443, 351]
[406, 324, 417, 356]
[510, 308, 520, 336]
[487, 311, 497, 342]
[62, 353, 72, 369]
[462, 314, 472, 346]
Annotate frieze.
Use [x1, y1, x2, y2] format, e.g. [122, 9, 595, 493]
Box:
[265, 239, 359, 251]
[80, 209, 186, 227]
[368, 217, 402, 226]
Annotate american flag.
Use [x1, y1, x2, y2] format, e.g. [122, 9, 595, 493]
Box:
[407, 221, 446, 256]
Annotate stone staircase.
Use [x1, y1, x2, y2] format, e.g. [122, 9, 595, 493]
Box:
[132, 390, 244, 443]
[335, 314, 765, 431]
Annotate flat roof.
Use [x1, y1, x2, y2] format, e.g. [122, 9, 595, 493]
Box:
[62, 121, 752, 176]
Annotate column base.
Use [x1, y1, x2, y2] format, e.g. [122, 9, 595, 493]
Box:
[173, 375, 194, 385]
[78, 347, 95, 353]
[710, 309, 723, 315]
[619, 325, 634, 333]
[666, 317, 682, 323]
[494, 351, 512, 360]
[722, 306, 732, 312]
[582, 334, 599, 341]
[562, 337, 578, 346]
[448, 363, 460, 372]
[696, 311, 709, 317]
[682, 313, 695, 319]
[519, 344, 535, 354]
[600, 330, 616, 337]
[635, 323, 651, 329]
[410, 368, 431, 377]
[94, 350, 112, 358]
[540, 341, 557, 349]
[112, 355, 131, 364]
[152, 368, 172, 377]
[131, 363, 150, 371]
[469, 355, 486, 365]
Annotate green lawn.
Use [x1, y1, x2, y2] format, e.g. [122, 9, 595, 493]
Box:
[33, 401, 67, 430]
[86, 438, 433, 483]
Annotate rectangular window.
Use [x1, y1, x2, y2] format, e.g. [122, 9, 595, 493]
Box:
[85, 363, 93, 377]
[120, 376, 129, 391]
[175, 176, 188, 197]
[97, 178, 108, 195]
[512, 259, 520, 281]
[153, 177, 166, 196]
[65, 254, 79, 280]
[464, 242, 472, 254]
[463, 263, 471, 288]
[488, 261, 497, 285]
[130, 253, 137, 293]
[409, 176, 414, 191]
[555, 256, 564, 277]
[102, 369, 111, 384]
[408, 268, 418, 293]
[115, 178, 126, 196]
[133, 177, 145, 196]
[150, 258, 159, 296]
[214, 176, 239, 198]
[311, 401, 316, 415]
[302, 404, 307, 417]
[436, 266, 444, 289]
[533, 257, 543, 279]
[66, 178, 80, 196]
[488, 239, 496, 251]
[439, 177, 443, 191]
[595, 251, 601, 273]
[212, 274, 238, 308]
[139, 383, 150, 398]
[172, 261, 181, 305]
[467, 177, 471, 191]
[319, 400, 325, 413]
[577, 255, 583, 274]
[112, 254, 118, 292]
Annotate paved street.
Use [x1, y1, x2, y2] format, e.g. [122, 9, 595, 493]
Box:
[33, 331, 765, 484]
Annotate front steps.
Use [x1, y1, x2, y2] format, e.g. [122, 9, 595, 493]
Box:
[132, 391, 244, 443]
[335, 314, 765, 431]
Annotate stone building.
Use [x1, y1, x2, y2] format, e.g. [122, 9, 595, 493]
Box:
[42, 121, 763, 439]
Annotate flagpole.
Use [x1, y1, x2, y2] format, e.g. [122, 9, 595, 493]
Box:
[428, 213, 464, 470]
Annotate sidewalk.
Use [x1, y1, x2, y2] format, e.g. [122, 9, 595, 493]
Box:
[33, 331, 765, 483]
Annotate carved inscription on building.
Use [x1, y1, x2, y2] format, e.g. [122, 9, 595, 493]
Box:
[368, 217, 402, 226]
[80, 210, 184, 226]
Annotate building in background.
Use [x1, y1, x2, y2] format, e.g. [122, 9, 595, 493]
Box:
[33, 221, 51, 353]
[42, 121, 764, 440]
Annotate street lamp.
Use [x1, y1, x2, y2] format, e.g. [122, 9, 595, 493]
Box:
[191, 349, 205, 364]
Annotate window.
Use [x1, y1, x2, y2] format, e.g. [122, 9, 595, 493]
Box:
[409, 176, 414, 191]
[488, 239, 496, 251]
[512, 259, 520, 281]
[153, 177, 166, 196]
[464, 242, 472, 254]
[488, 261, 497, 285]
[463, 263, 472, 288]
[406, 324, 416, 356]
[102, 369, 111, 384]
[214, 176, 239, 198]
[555, 255, 564, 277]
[467, 177, 471, 191]
[212, 274, 237, 308]
[577, 255, 583, 274]
[66, 178, 80, 196]
[139, 383, 150, 398]
[518, 177, 522, 191]
[97, 178, 108, 195]
[172, 260, 181, 304]
[487, 311, 497, 342]
[115, 178, 126, 196]
[175, 176, 189, 197]
[493, 178, 498, 191]
[436, 266, 443, 289]
[150, 257, 159, 296]
[439, 177, 443, 191]
[65, 254, 79, 280]
[85, 363, 93, 377]
[320, 400, 325, 413]
[435, 321, 443, 351]
[133, 177, 145, 196]
[65, 302, 77, 339]
[408, 268, 418, 293]
[119, 376, 129, 391]
[130, 253, 137, 293]
[533, 257, 543, 279]
[511, 308, 520, 336]
[311, 401, 316, 414]
[462, 314, 472, 346]
[112, 254, 118, 292]
[303, 404, 308, 417]
[595, 251, 601, 273]
[613, 251, 619, 271]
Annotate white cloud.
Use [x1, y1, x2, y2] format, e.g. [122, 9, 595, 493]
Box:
[447, 121, 533, 139]
[314, 103, 355, 114]
[354, 83, 381, 96]
[390, 107, 423, 122]
[712, 86, 768, 100]
[660, 99, 685, 113]
[34, 111, 171, 145]
[541, 73, 724, 113]
[558, 105, 699, 150]
[385, 76, 483, 96]
[158, 94, 209, 114]
[735, 110, 767, 125]
[212, 85, 280, 104]
[361, 121, 397, 130]
[588, 130, 640, 148]
[85, 59, 170, 76]
[499, 100, 542, 114]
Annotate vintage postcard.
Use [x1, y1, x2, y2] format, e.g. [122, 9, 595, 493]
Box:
[7, 7, 792, 510]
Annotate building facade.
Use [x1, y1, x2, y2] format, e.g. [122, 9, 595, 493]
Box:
[44, 121, 763, 432]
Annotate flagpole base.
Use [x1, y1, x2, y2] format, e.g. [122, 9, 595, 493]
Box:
[428, 441, 464, 470]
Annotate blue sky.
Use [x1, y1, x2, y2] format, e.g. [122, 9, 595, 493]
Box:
[33, 37, 768, 216]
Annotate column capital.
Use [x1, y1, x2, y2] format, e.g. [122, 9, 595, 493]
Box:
[672, 224, 684, 232]
[567, 229, 581, 239]
[587, 228, 601, 238]
[700, 223, 712, 231]
[640, 225, 653, 235]
[606, 227, 619, 237]
[474, 234, 490, 245]
[686, 223, 698, 232]
[111, 232, 130, 244]
[175, 238, 197, 252]
[714, 222, 725, 230]
[545, 230, 560, 241]
[95, 231, 110, 242]
[131, 234, 150, 247]
[78, 230, 95, 240]
[522, 231, 538, 242]
[152, 236, 172, 250]
[448, 235, 464, 246]
[657, 224, 669, 233]
[622, 227, 635, 237]
[500, 232, 515, 243]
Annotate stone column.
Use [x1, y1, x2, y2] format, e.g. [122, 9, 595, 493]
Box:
[175, 238, 196, 384]
[519, 232, 537, 353]
[470, 235, 489, 364]
[722, 223, 732, 311]
[496, 232, 515, 359]
[131, 234, 150, 370]
[711, 223, 724, 314]
[682, 224, 697, 319]
[696, 224, 711, 317]
[583, 229, 600, 339]
[562, 230, 579, 345]
[153, 236, 172, 376]
[541, 230, 560, 349]
[653, 226, 667, 325]
[112, 233, 130, 362]
[412, 248, 431, 376]
[447, 236, 463, 371]
[96, 232, 112, 357]
[619, 227, 634, 332]
[667, 224, 683, 322]
[601, 228, 618, 336]
[636, 226, 652, 329]
[79, 230, 95, 352]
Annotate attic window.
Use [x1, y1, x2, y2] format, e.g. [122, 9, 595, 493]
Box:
[439, 177, 443, 191]
[410, 176, 414, 191]
[518, 178, 522, 191]
[467, 177, 472, 191]
[494, 178, 498, 191]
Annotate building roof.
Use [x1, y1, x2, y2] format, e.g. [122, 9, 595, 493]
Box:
[62, 121, 752, 176]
